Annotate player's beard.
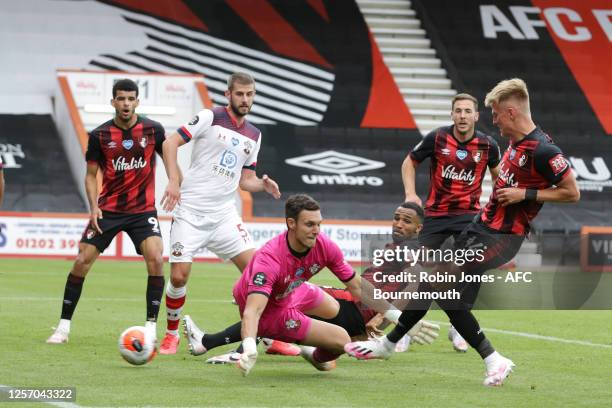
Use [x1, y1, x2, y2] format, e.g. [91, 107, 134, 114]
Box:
[392, 232, 410, 244]
[456, 123, 473, 136]
[115, 107, 136, 125]
[229, 101, 251, 118]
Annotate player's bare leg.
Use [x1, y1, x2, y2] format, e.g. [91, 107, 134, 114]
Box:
[160, 261, 192, 354]
[47, 243, 100, 344]
[230, 248, 255, 272]
[140, 236, 165, 338]
[231, 248, 301, 357]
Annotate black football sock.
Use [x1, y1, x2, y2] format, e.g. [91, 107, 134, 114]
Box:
[445, 309, 491, 356]
[202, 321, 242, 350]
[476, 338, 495, 359]
[146, 276, 165, 322]
[387, 309, 428, 343]
[60, 273, 85, 320]
[313, 348, 342, 363]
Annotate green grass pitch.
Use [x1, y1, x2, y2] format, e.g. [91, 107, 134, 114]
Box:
[0, 259, 611, 407]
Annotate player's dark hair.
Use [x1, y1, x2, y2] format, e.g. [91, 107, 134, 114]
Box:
[452, 93, 478, 111]
[227, 72, 255, 91]
[285, 194, 320, 221]
[112, 79, 139, 98]
[399, 201, 424, 222]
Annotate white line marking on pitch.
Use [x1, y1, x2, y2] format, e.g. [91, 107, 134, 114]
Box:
[432, 320, 612, 349]
[0, 385, 82, 408]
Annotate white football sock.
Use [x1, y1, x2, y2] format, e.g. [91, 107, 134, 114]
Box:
[58, 319, 71, 333]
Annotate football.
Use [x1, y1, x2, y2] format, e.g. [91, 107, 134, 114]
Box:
[118, 326, 157, 366]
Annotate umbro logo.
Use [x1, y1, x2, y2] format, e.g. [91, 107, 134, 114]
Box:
[285, 150, 385, 174]
[285, 150, 386, 187]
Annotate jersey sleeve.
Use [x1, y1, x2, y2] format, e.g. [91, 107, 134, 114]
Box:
[154, 122, 166, 156]
[243, 133, 261, 171]
[246, 255, 281, 297]
[85, 132, 102, 163]
[409, 131, 436, 164]
[0, 155, 3, 171]
[177, 109, 214, 143]
[534, 142, 571, 185]
[488, 137, 501, 168]
[325, 237, 356, 282]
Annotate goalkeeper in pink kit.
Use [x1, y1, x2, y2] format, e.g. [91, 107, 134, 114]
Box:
[186, 194, 362, 375]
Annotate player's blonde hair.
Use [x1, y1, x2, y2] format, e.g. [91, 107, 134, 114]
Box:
[227, 72, 255, 91]
[485, 78, 530, 113]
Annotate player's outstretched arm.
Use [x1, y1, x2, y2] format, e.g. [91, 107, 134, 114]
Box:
[401, 156, 421, 206]
[529, 171, 580, 203]
[239, 293, 268, 376]
[497, 172, 580, 207]
[160, 133, 186, 212]
[343, 274, 362, 302]
[239, 169, 281, 199]
[84, 162, 102, 233]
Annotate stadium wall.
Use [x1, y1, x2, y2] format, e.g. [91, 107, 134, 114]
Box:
[0, 211, 389, 263]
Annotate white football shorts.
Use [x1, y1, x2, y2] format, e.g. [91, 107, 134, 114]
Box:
[169, 206, 254, 263]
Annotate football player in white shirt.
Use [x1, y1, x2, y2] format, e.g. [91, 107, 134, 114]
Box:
[158, 72, 283, 354]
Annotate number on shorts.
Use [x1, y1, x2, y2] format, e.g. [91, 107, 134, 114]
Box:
[237, 223, 249, 243]
[148, 217, 160, 233]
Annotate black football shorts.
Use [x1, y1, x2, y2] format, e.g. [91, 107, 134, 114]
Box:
[418, 213, 477, 248]
[81, 210, 162, 255]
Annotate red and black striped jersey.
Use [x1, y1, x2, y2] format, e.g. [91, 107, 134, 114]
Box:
[410, 126, 500, 217]
[481, 128, 571, 235]
[85, 116, 165, 214]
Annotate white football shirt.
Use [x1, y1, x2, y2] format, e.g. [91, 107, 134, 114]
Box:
[176, 106, 261, 214]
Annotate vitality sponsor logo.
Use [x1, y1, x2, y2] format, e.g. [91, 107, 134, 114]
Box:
[498, 164, 518, 188]
[285, 150, 386, 187]
[441, 165, 476, 185]
[112, 156, 147, 171]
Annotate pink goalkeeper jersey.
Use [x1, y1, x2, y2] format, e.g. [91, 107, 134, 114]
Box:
[233, 231, 356, 309]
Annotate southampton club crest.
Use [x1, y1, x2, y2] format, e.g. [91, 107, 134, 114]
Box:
[171, 242, 184, 257]
[309, 264, 321, 275]
[285, 319, 301, 330]
[243, 141, 252, 155]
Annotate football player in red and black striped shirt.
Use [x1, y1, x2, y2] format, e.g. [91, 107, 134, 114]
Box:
[346, 79, 580, 387]
[47, 79, 170, 344]
[402, 93, 500, 351]
[402, 93, 500, 248]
